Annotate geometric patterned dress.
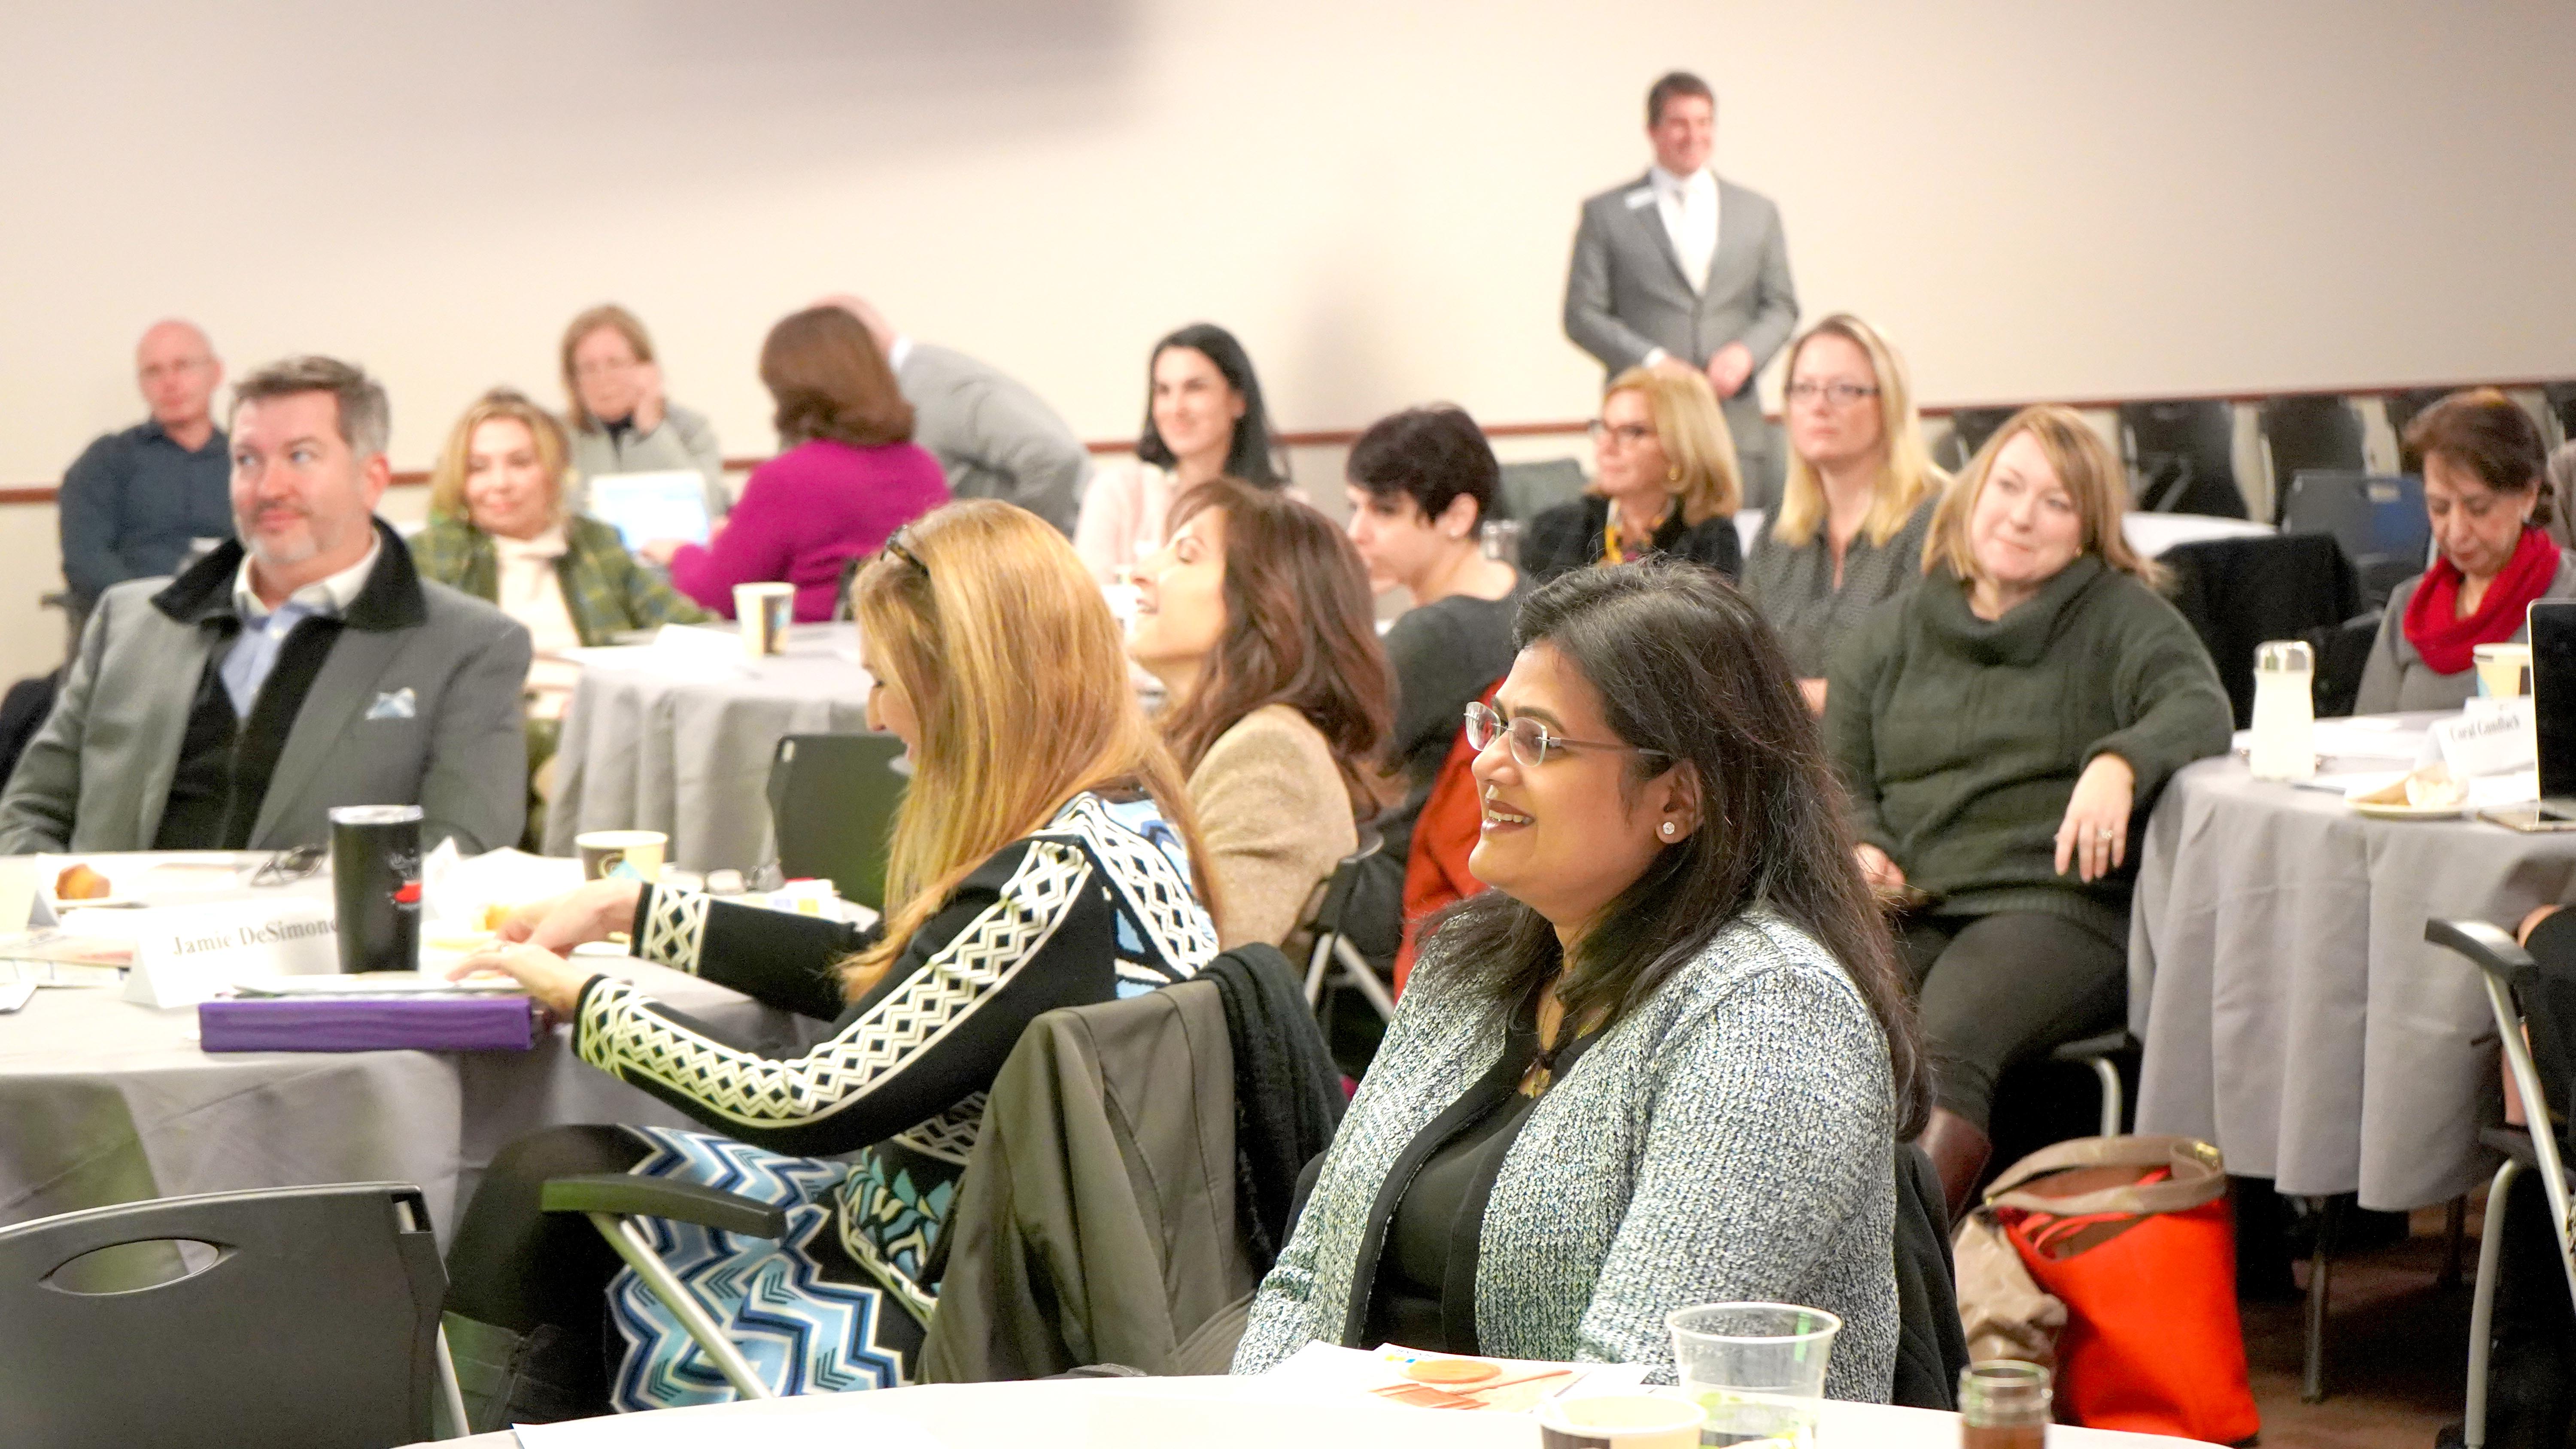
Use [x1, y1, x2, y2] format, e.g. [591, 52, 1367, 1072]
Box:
[565, 792, 1218, 1410]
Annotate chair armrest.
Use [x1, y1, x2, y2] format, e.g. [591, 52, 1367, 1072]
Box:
[2426, 918, 2538, 989]
[539, 1174, 787, 1239]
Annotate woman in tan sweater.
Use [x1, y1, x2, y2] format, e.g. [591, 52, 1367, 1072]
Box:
[1132, 479, 1393, 949]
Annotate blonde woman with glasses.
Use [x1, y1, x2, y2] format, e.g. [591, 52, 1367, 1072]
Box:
[439, 502, 1220, 1428]
[1744, 315, 1947, 712]
[1521, 367, 1743, 585]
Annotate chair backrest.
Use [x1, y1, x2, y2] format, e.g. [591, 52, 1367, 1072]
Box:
[2158, 533, 2360, 729]
[2426, 919, 2576, 1290]
[2259, 397, 2366, 517]
[2122, 399, 2245, 518]
[0, 1183, 447, 1449]
[765, 731, 908, 911]
[2301, 610, 2384, 719]
[1890, 1141, 1971, 1410]
[2277, 471, 2430, 610]
[1936, 406, 2020, 472]
[1496, 458, 1587, 522]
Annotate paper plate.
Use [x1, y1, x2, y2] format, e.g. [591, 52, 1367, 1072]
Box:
[2345, 786, 2467, 820]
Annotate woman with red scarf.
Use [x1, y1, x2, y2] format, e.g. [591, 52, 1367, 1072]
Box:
[2356, 390, 2576, 713]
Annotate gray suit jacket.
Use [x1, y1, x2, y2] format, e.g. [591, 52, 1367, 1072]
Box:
[898, 342, 1090, 533]
[0, 520, 533, 855]
[1563, 172, 1799, 456]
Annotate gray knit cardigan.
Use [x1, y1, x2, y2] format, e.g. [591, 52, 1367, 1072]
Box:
[1230, 909, 1900, 1400]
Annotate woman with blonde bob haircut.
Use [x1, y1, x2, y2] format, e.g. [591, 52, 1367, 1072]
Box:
[439, 501, 1222, 1427]
[1522, 366, 1744, 584]
[412, 389, 709, 719]
[1745, 314, 1947, 708]
[1826, 405, 2229, 1220]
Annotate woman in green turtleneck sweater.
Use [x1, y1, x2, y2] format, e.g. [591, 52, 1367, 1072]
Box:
[1824, 405, 2230, 1219]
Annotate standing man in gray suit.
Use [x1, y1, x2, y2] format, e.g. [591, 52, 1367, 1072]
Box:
[822, 294, 1090, 533]
[0, 356, 532, 855]
[1565, 71, 1799, 506]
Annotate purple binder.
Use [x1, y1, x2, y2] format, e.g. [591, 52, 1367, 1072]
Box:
[198, 994, 539, 1053]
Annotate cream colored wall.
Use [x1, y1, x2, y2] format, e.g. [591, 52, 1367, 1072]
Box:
[0, 0, 2570, 683]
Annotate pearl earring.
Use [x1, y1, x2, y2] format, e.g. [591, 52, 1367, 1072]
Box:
[1660, 822, 1677, 839]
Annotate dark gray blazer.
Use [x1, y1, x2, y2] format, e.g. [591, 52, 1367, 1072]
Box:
[1563, 172, 1799, 464]
[897, 342, 1090, 534]
[0, 520, 532, 855]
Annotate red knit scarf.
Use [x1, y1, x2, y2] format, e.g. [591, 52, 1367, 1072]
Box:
[2402, 525, 2559, 676]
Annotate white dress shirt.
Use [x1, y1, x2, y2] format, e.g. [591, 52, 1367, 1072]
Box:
[1652, 164, 1722, 294]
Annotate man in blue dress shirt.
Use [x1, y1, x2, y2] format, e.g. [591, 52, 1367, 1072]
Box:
[58, 319, 237, 630]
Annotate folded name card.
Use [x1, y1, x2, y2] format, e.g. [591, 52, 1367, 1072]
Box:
[198, 994, 539, 1053]
[2429, 698, 2537, 779]
[123, 898, 340, 1008]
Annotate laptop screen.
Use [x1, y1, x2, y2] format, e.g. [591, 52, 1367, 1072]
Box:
[585, 470, 712, 549]
[2532, 600, 2576, 800]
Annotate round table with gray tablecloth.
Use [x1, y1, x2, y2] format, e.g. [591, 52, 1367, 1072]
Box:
[2130, 753, 2576, 1210]
[0, 960, 824, 1247]
[543, 625, 873, 873]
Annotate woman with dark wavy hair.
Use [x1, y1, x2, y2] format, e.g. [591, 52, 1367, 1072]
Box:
[1130, 477, 1392, 949]
[1233, 560, 1925, 1400]
[1074, 323, 1287, 581]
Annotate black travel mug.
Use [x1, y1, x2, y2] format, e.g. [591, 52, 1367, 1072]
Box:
[330, 804, 424, 973]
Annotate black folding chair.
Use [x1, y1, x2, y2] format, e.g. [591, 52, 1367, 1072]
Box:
[2122, 399, 2247, 518]
[766, 731, 908, 912]
[2426, 919, 2576, 1449]
[0, 1183, 465, 1448]
[2259, 396, 2366, 521]
[1299, 830, 1397, 1024]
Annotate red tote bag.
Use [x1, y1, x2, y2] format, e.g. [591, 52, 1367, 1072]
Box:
[1984, 1136, 2260, 1444]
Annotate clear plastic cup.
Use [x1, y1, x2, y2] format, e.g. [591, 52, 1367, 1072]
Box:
[1666, 1301, 1841, 1448]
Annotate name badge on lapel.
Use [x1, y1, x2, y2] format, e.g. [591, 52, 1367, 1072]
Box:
[1623, 188, 1656, 210]
[366, 688, 417, 721]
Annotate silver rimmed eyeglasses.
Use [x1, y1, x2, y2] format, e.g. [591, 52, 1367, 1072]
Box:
[1464, 701, 1671, 768]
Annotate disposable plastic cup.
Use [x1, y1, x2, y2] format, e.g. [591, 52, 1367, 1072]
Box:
[1666, 1301, 1840, 1448]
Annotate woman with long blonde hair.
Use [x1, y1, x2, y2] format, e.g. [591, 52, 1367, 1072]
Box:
[1521, 366, 1744, 585]
[1743, 314, 1946, 710]
[437, 501, 1220, 1427]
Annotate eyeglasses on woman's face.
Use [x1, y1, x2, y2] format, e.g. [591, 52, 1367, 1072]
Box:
[1784, 380, 1880, 408]
[1586, 419, 1656, 449]
[1464, 700, 1669, 768]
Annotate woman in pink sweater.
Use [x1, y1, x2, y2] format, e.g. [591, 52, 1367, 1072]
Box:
[641, 306, 948, 621]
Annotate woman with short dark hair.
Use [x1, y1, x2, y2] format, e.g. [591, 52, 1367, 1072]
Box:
[1131, 479, 1391, 949]
[641, 306, 948, 622]
[1234, 560, 1924, 1399]
[1074, 323, 1286, 581]
[1340, 404, 1529, 954]
[2355, 388, 2576, 712]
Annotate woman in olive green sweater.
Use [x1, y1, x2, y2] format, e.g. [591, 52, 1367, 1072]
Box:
[1824, 406, 2230, 1218]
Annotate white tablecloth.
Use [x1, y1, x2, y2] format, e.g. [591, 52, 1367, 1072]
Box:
[2121, 512, 2275, 558]
[544, 625, 874, 873]
[2132, 752, 2576, 1208]
[0, 958, 823, 1246]
[427, 1374, 2217, 1448]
